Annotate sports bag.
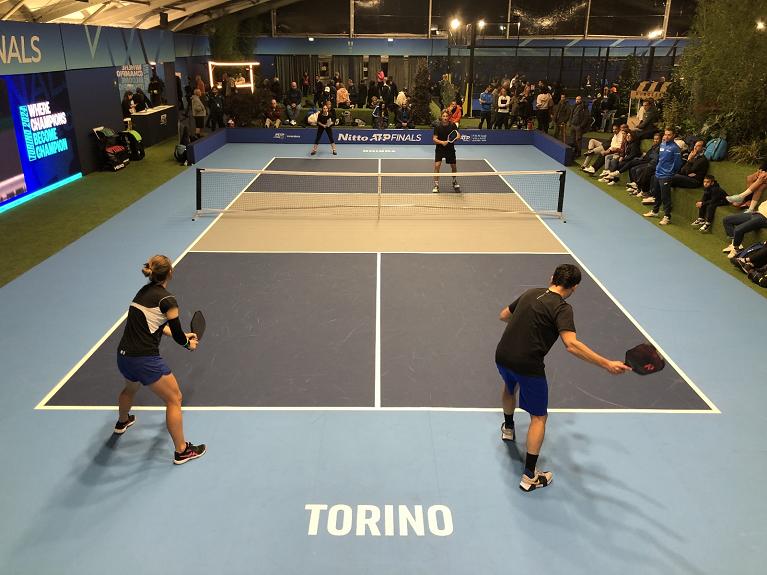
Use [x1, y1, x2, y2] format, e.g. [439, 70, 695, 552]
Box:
[704, 138, 728, 161]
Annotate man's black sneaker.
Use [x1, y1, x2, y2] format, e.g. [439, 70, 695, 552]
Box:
[174, 442, 207, 465]
[113, 414, 136, 435]
[452, 182, 461, 192]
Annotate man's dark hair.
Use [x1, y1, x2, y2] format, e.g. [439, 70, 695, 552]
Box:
[703, 174, 716, 182]
[552, 264, 582, 289]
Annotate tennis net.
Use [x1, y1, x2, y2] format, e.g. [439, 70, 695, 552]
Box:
[195, 168, 566, 219]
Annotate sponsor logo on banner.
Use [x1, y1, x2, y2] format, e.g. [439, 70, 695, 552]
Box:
[273, 132, 286, 140]
[337, 132, 423, 143]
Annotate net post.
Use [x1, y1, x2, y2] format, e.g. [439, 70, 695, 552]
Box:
[195, 168, 203, 216]
[557, 170, 566, 219]
[376, 163, 382, 220]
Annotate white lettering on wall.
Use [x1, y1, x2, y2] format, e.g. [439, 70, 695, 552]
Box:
[0, 35, 42, 65]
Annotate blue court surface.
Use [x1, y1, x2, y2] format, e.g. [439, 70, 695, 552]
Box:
[1, 142, 765, 574]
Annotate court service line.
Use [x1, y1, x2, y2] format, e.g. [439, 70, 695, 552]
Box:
[375, 252, 382, 408]
[484, 158, 720, 414]
[189, 250, 571, 255]
[34, 158, 279, 410]
[36, 405, 717, 414]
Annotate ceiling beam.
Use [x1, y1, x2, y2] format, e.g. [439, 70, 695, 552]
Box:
[84, 0, 207, 26]
[36, 1, 106, 23]
[172, 0, 294, 31]
[1, 0, 27, 20]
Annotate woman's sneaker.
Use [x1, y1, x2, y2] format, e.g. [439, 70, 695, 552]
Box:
[113, 414, 136, 435]
[519, 469, 553, 492]
[174, 442, 207, 465]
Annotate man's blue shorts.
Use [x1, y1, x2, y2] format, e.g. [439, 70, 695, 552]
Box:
[117, 353, 172, 385]
[496, 363, 548, 416]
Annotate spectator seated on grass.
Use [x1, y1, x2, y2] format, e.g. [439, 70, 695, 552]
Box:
[395, 102, 415, 129]
[725, 161, 767, 212]
[372, 101, 389, 129]
[722, 198, 767, 258]
[600, 131, 641, 185]
[691, 174, 728, 233]
[631, 99, 660, 140]
[626, 133, 662, 196]
[284, 81, 303, 125]
[336, 83, 351, 108]
[670, 140, 709, 189]
[582, 124, 625, 174]
[264, 99, 282, 128]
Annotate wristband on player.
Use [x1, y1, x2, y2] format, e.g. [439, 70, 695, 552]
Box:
[183, 338, 191, 350]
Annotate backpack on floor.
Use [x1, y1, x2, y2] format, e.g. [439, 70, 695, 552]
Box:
[174, 126, 190, 165]
[120, 129, 145, 161]
[704, 138, 728, 161]
[747, 265, 767, 288]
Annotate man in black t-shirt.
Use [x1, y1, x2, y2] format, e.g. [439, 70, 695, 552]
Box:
[495, 264, 629, 492]
[433, 111, 460, 193]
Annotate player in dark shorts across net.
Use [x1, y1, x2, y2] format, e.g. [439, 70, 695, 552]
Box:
[495, 264, 630, 492]
[113, 255, 206, 465]
[432, 110, 460, 193]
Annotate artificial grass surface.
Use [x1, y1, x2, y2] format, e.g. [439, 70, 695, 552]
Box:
[0, 138, 185, 288]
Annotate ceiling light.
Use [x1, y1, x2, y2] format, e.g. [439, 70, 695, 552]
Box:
[478, 20, 485, 30]
[757, 21, 766, 31]
[308, 37, 315, 42]
[450, 18, 460, 30]
[387, 37, 394, 42]
[647, 28, 663, 39]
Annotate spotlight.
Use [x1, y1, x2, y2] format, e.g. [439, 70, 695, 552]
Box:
[757, 21, 766, 31]
[450, 18, 460, 30]
[500, 25, 506, 31]
[647, 28, 663, 39]
[387, 37, 394, 42]
[478, 20, 485, 30]
[308, 37, 315, 42]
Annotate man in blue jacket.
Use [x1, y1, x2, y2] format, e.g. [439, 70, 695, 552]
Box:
[478, 85, 494, 129]
[643, 128, 683, 225]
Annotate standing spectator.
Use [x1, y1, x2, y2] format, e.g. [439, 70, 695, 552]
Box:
[190, 88, 207, 138]
[133, 88, 149, 112]
[194, 75, 206, 95]
[284, 81, 303, 125]
[301, 71, 310, 97]
[643, 128, 683, 225]
[691, 175, 729, 232]
[358, 79, 368, 109]
[478, 85, 494, 129]
[490, 83, 501, 130]
[270, 77, 283, 101]
[551, 94, 572, 140]
[388, 77, 399, 99]
[206, 87, 225, 131]
[590, 92, 603, 130]
[380, 78, 395, 113]
[148, 72, 165, 106]
[518, 85, 533, 129]
[494, 88, 511, 129]
[314, 75, 324, 107]
[221, 72, 235, 105]
[366, 80, 379, 107]
[121, 91, 133, 118]
[601, 86, 619, 131]
[535, 87, 554, 133]
[568, 95, 591, 157]
[264, 99, 282, 128]
[347, 79, 358, 107]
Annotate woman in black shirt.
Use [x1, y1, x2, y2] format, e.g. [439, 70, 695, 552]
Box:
[311, 101, 337, 156]
[114, 255, 206, 465]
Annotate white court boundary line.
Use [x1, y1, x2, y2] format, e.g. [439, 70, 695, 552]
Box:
[34, 157, 278, 410]
[190, 251, 571, 255]
[37, 156, 718, 415]
[484, 158, 720, 414]
[36, 405, 716, 414]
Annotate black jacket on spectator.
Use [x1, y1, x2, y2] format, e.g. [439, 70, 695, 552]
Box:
[637, 106, 660, 130]
[552, 100, 572, 125]
[679, 154, 709, 185]
[622, 139, 642, 162]
[569, 102, 591, 130]
[285, 87, 302, 107]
